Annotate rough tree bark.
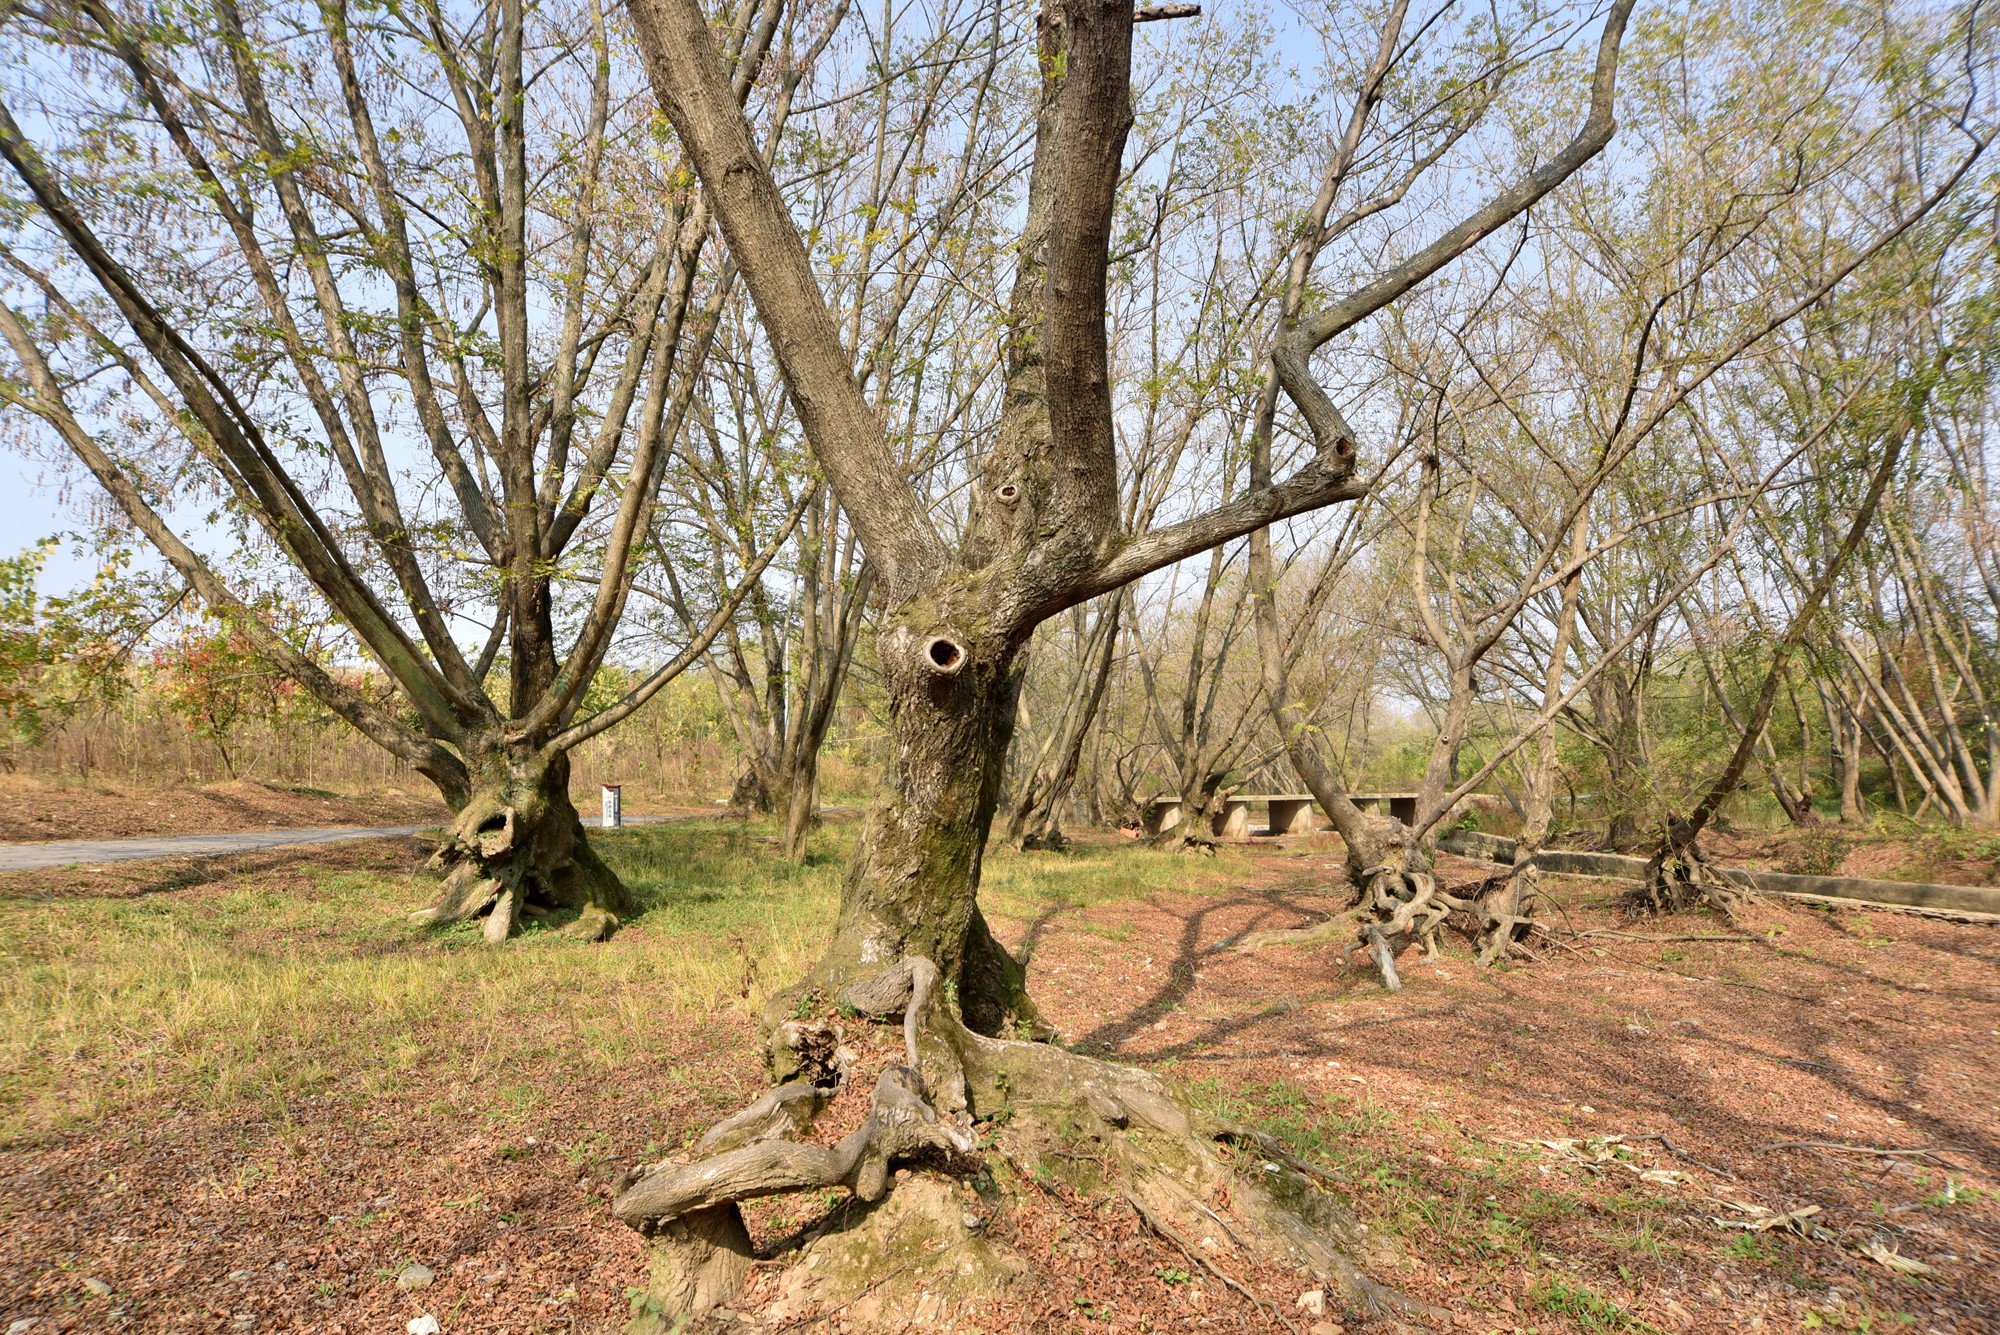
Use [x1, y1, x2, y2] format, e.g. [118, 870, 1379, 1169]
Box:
[415, 743, 634, 942]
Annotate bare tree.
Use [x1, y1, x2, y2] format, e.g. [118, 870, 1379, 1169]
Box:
[613, 0, 1633, 1314]
[0, 0, 831, 937]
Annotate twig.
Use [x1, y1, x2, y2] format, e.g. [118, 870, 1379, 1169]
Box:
[1623, 1132, 1736, 1179]
[1540, 933, 1592, 959]
[1561, 929, 1763, 943]
[1217, 1126, 1352, 1190]
[1120, 1190, 1294, 1333]
[1756, 1141, 1974, 1169]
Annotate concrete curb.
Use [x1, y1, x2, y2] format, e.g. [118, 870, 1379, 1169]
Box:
[1438, 829, 2000, 918]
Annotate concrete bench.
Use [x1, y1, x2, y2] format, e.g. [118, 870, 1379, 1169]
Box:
[1350, 792, 1418, 825]
[1141, 791, 1420, 839]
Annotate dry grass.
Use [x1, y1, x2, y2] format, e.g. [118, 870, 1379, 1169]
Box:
[5, 823, 1992, 1333]
[0, 821, 846, 1147]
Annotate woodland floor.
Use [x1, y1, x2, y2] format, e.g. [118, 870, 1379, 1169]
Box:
[1691, 823, 2000, 887]
[0, 775, 450, 843]
[0, 822, 1993, 1335]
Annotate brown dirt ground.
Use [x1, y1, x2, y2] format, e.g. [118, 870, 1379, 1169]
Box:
[1688, 826, 2000, 888]
[967, 834, 2000, 1334]
[0, 775, 449, 843]
[1, 832, 1995, 1334]
[0, 838, 751, 1335]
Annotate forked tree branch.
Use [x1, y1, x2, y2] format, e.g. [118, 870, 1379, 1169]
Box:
[0, 98, 471, 739]
[0, 302, 471, 803]
[1272, 0, 1635, 458]
[548, 483, 820, 751]
[1060, 460, 1370, 613]
[626, 0, 949, 598]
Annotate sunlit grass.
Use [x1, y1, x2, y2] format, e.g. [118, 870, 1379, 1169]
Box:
[0, 820, 847, 1145]
[1, 825, 1297, 1148]
[979, 838, 1255, 923]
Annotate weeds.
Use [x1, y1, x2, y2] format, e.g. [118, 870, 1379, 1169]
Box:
[1783, 829, 1850, 878]
[1530, 1274, 1660, 1332]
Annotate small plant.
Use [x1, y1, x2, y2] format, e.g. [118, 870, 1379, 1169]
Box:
[1783, 829, 1848, 878]
[1921, 1177, 1977, 1209]
[626, 1286, 668, 1321]
[1530, 1274, 1661, 1333]
[1154, 1267, 1190, 1285]
[1724, 1233, 1767, 1261]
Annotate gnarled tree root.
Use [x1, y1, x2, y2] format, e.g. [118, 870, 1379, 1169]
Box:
[411, 789, 632, 942]
[614, 956, 1415, 1329]
[615, 1065, 976, 1227]
[1231, 861, 1540, 987]
[1632, 839, 1751, 918]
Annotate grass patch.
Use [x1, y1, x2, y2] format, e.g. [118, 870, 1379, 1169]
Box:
[1530, 1274, 1660, 1332]
[978, 840, 1250, 924]
[1174, 1074, 1577, 1264]
[0, 821, 845, 1144]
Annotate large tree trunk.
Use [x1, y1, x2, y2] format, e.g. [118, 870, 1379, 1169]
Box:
[416, 742, 636, 943]
[624, 0, 1634, 1315]
[789, 615, 1040, 1037]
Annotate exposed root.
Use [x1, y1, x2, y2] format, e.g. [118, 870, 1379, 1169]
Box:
[613, 1066, 976, 1228]
[1348, 922, 1403, 991]
[838, 955, 939, 1069]
[1633, 835, 1752, 918]
[615, 955, 1407, 1327]
[412, 782, 633, 941]
[695, 1081, 826, 1154]
[1225, 910, 1362, 954]
[1233, 856, 1540, 985]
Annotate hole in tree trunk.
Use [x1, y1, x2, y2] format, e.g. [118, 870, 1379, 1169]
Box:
[996, 483, 1020, 504]
[476, 813, 509, 834]
[924, 636, 966, 675]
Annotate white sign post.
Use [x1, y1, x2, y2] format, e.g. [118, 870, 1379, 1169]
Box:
[601, 784, 623, 829]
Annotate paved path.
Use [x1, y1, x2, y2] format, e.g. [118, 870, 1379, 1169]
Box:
[0, 814, 688, 873]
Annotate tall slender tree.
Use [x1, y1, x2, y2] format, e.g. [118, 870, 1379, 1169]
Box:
[607, 0, 1636, 1316]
